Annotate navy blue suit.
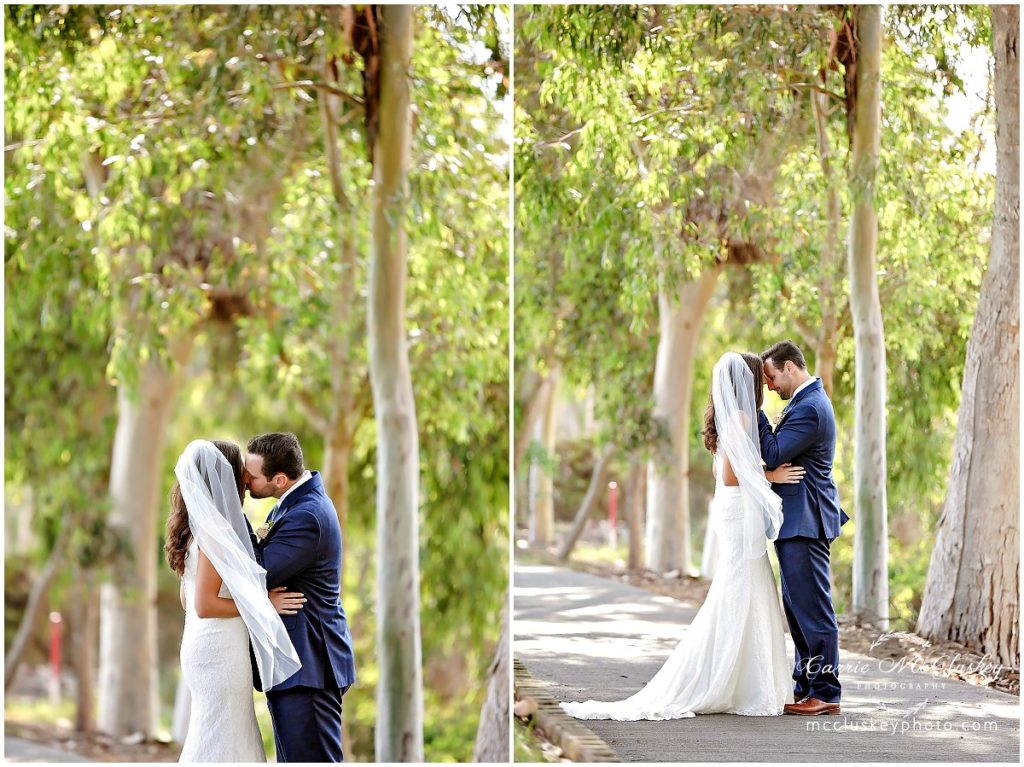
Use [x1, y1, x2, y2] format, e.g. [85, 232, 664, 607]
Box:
[253, 472, 356, 762]
[758, 379, 848, 704]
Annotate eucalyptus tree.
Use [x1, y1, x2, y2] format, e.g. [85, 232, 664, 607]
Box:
[918, 4, 1019, 667]
[746, 6, 994, 628]
[516, 4, 831, 573]
[5, 4, 329, 736]
[228, 6, 509, 757]
[472, 605, 509, 762]
[364, 6, 423, 761]
[5, 39, 119, 698]
[846, 5, 889, 630]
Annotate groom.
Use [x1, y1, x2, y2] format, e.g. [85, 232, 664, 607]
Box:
[757, 341, 849, 716]
[244, 432, 356, 761]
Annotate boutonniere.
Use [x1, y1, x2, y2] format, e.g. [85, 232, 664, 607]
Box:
[772, 410, 786, 428]
[255, 520, 275, 542]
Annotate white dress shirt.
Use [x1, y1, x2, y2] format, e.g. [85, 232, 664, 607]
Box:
[278, 469, 313, 507]
[790, 376, 818, 401]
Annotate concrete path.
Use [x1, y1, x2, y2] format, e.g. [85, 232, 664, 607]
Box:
[4, 737, 92, 762]
[514, 563, 1020, 763]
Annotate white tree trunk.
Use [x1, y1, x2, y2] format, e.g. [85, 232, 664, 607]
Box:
[848, 5, 889, 630]
[472, 603, 509, 762]
[812, 89, 842, 398]
[98, 354, 184, 736]
[646, 268, 719, 574]
[369, 6, 423, 762]
[515, 368, 550, 473]
[627, 457, 645, 570]
[530, 370, 558, 548]
[917, 5, 1019, 667]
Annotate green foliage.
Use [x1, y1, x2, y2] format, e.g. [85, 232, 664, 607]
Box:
[515, 5, 834, 463]
[6, 4, 509, 762]
[517, 5, 995, 629]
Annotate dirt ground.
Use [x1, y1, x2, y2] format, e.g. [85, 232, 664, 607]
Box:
[4, 720, 181, 762]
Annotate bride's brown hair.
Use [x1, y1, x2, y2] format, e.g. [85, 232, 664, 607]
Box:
[164, 440, 245, 578]
[702, 353, 764, 454]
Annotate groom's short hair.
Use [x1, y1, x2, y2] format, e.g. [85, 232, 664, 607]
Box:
[247, 432, 304, 480]
[761, 340, 807, 371]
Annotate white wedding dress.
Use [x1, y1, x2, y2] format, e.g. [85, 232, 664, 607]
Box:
[561, 455, 793, 720]
[178, 540, 266, 762]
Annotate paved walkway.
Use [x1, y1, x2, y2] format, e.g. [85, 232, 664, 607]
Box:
[4, 737, 92, 762]
[514, 563, 1020, 762]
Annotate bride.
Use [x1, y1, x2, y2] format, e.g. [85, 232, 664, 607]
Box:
[164, 439, 304, 761]
[562, 352, 801, 720]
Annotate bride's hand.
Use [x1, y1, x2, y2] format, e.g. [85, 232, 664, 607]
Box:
[269, 586, 307, 615]
[768, 463, 805, 484]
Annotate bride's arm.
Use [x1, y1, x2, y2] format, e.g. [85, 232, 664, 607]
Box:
[179, 580, 185, 611]
[195, 549, 241, 619]
[721, 453, 739, 486]
[194, 549, 308, 619]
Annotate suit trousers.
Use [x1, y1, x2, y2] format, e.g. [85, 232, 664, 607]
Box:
[774, 536, 842, 703]
[266, 684, 346, 762]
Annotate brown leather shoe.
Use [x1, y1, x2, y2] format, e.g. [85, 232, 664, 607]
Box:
[783, 697, 841, 716]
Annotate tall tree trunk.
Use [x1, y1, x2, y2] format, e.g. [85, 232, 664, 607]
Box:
[472, 603, 509, 762]
[4, 515, 69, 691]
[557, 445, 617, 561]
[812, 89, 843, 398]
[320, 47, 362, 540]
[322, 416, 354, 593]
[627, 456, 645, 570]
[98, 352, 187, 736]
[369, 6, 423, 761]
[847, 5, 889, 630]
[323, 426, 352, 532]
[646, 268, 719, 574]
[72, 567, 98, 733]
[530, 369, 559, 548]
[917, 5, 1019, 667]
[515, 367, 557, 474]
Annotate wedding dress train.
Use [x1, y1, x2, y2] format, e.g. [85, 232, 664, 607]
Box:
[561, 459, 793, 720]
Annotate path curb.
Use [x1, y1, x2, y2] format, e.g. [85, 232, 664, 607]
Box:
[514, 657, 620, 763]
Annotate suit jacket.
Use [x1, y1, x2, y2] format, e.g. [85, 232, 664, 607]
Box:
[758, 379, 850, 541]
[252, 471, 356, 692]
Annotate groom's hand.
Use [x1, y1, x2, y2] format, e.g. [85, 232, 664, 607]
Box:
[269, 586, 307, 616]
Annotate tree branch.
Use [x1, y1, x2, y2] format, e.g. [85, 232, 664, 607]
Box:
[769, 83, 844, 103]
[277, 347, 330, 433]
[630, 104, 702, 125]
[535, 125, 585, 149]
[273, 80, 365, 109]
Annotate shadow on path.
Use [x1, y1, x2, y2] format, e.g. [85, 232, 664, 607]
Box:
[515, 563, 1020, 763]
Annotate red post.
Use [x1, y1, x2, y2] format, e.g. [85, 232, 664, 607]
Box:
[608, 481, 619, 549]
[49, 611, 62, 704]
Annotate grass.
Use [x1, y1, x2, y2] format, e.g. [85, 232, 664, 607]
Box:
[569, 541, 631, 567]
[254, 692, 276, 759]
[4, 696, 76, 728]
[6, 691, 276, 760]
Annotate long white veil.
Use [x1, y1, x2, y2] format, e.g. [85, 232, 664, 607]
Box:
[175, 439, 301, 690]
[712, 353, 784, 559]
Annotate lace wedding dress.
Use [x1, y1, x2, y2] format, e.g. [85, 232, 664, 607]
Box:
[178, 540, 266, 762]
[561, 455, 793, 720]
